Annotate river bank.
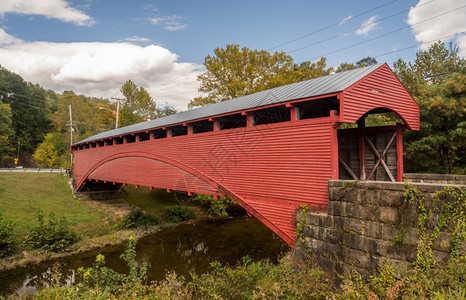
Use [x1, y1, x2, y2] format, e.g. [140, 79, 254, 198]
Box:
[0, 172, 215, 273]
[0, 216, 290, 297]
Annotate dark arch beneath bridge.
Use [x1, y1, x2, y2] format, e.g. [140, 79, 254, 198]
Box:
[77, 151, 296, 246]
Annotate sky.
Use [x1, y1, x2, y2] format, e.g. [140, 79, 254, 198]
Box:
[0, 0, 465, 111]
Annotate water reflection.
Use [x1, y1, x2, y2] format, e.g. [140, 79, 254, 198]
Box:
[0, 217, 289, 296]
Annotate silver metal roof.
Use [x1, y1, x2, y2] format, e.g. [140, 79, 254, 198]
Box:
[77, 63, 383, 144]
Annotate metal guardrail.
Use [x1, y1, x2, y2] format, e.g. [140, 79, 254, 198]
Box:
[0, 168, 65, 173]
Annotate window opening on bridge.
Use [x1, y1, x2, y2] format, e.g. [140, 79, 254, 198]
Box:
[125, 135, 136, 143]
[169, 125, 188, 137]
[150, 128, 167, 139]
[252, 105, 290, 125]
[137, 132, 150, 141]
[217, 113, 247, 130]
[114, 137, 123, 145]
[96, 141, 104, 147]
[191, 119, 214, 134]
[84, 144, 89, 149]
[105, 139, 113, 146]
[295, 96, 339, 120]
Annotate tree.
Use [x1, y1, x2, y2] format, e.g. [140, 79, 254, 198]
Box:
[292, 57, 332, 82]
[0, 68, 53, 151]
[355, 56, 378, 68]
[119, 80, 157, 127]
[0, 101, 14, 164]
[155, 103, 177, 118]
[33, 132, 68, 168]
[335, 57, 378, 73]
[52, 91, 115, 144]
[394, 42, 465, 174]
[188, 45, 302, 108]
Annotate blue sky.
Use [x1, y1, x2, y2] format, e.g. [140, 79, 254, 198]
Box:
[0, 0, 464, 110]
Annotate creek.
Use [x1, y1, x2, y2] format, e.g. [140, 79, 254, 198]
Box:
[0, 216, 290, 296]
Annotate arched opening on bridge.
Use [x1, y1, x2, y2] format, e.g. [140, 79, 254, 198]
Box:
[338, 108, 405, 182]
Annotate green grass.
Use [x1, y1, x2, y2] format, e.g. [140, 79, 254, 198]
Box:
[0, 173, 108, 238]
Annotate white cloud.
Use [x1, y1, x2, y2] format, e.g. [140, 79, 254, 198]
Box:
[356, 15, 379, 36]
[123, 36, 151, 43]
[0, 0, 94, 26]
[0, 30, 202, 111]
[458, 35, 466, 58]
[0, 28, 22, 45]
[339, 15, 353, 25]
[150, 15, 187, 31]
[408, 0, 466, 51]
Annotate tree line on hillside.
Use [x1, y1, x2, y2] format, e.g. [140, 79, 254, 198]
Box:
[0, 73, 176, 168]
[0, 41, 464, 174]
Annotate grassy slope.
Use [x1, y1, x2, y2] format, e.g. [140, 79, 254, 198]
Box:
[0, 173, 196, 239]
[0, 173, 109, 238]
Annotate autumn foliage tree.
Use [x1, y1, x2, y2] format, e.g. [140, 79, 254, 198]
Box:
[188, 45, 333, 108]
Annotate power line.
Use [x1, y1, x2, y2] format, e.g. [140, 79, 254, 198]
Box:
[286, 0, 437, 54]
[0, 88, 69, 107]
[151, 76, 199, 91]
[152, 79, 199, 92]
[0, 95, 48, 110]
[267, 0, 401, 51]
[300, 5, 466, 60]
[373, 32, 466, 58]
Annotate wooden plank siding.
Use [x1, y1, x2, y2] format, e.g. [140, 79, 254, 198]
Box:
[74, 116, 338, 246]
[73, 63, 420, 247]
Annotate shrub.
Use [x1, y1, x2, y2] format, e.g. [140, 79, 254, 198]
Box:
[192, 194, 237, 217]
[117, 209, 159, 230]
[0, 212, 17, 257]
[76, 236, 147, 295]
[24, 209, 77, 252]
[163, 206, 197, 223]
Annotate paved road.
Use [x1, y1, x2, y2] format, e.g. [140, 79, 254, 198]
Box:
[0, 168, 65, 173]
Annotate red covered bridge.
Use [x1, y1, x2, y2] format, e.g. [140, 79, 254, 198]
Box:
[72, 63, 419, 246]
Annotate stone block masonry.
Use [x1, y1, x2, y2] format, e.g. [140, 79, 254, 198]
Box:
[295, 180, 466, 279]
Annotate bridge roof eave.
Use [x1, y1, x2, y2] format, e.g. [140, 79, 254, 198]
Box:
[74, 64, 384, 145]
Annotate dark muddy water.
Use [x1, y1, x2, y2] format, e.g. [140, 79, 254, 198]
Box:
[0, 216, 290, 296]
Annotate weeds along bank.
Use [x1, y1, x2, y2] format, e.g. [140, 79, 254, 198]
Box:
[14, 234, 466, 299]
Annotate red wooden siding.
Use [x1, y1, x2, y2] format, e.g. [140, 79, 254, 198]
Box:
[341, 63, 420, 130]
[74, 117, 338, 245]
[73, 63, 420, 247]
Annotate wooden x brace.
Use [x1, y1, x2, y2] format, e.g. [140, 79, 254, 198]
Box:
[365, 132, 397, 182]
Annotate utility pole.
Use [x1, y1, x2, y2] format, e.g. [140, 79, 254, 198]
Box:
[111, 97, 123, 129]
[69, 104, 73, 166]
